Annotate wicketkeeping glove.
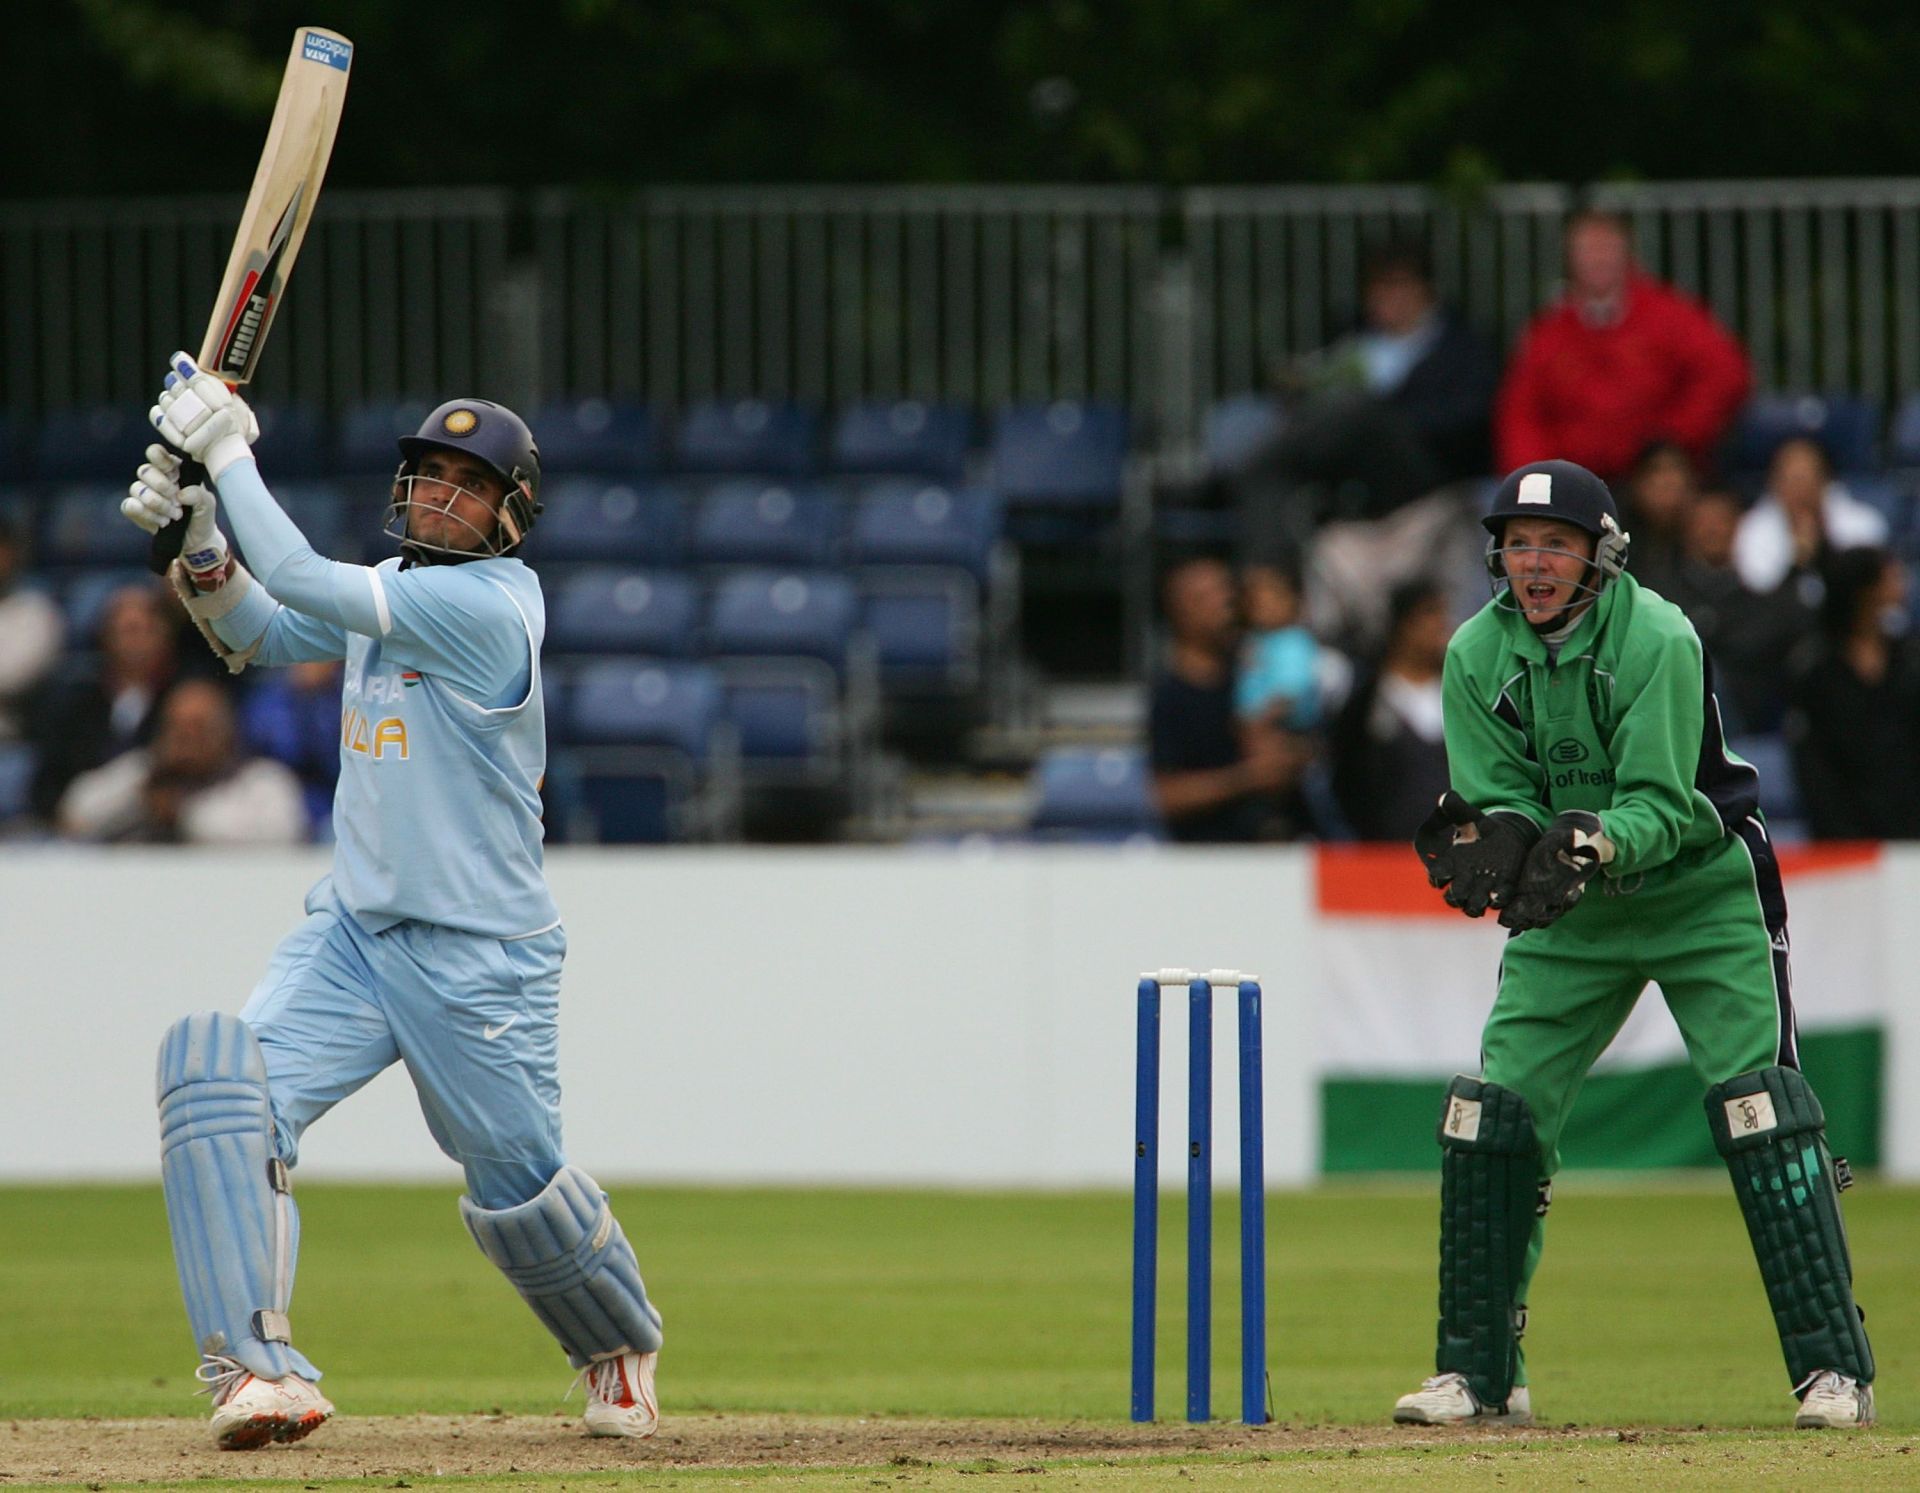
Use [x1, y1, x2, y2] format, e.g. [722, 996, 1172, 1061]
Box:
[1499, 810, 1615, 931]
[149, 351, 259, 481]
[124, 443, 228, 578]
[1412, 791, 1542, 919]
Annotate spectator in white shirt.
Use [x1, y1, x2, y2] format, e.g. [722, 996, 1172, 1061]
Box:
[1734, 435, 1888, 595]
[58, 677, 307, 844]
[0, 516, 63, 742]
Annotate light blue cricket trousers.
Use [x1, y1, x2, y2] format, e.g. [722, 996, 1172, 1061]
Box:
[240, 876, 567, 1210]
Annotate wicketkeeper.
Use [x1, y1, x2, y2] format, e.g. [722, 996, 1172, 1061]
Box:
[1393, 459, 1874, 1429]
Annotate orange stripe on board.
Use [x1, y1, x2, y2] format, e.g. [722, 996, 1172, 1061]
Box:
[1775, 842, 1881, 878]
[1317, 840, 1884, 916]
[1317, 846, 1453, 917]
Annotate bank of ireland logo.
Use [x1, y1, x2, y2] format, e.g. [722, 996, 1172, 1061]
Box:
[1549, 739, 1589, 764]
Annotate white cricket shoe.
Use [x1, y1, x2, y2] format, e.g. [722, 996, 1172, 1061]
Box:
[198, 1356, 334, 1450]
[1796, 1371, 1875, 1428]
[1393, 1371, 1532, 1426]
[581, 1349, 659, 1439]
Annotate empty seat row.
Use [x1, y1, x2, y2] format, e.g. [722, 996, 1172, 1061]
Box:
[547, 567, 980, 696]
[536, 477, 1005, 576]
[544, 651, 877, 844]
[5, 475, 1010, 576]
[3, 398, 1131, 499]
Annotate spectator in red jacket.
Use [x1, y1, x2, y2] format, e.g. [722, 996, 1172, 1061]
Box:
[1494, 209, 1751, 482]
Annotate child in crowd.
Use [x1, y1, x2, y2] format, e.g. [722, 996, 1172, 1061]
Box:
[1235, 562, 1333, 731]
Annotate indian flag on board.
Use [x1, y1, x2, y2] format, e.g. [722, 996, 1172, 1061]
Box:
[1312, 843, 1885, 1172]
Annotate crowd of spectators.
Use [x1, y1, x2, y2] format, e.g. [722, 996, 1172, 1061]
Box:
[6, 205, 1919, 848]
[1157, 208, 1920, 844]
[5, 573, 318, 846]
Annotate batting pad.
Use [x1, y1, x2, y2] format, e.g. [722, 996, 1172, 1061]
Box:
[1705, 1066, 1874, 1388]
[1435, 1076, 1539, 1411]
[156, 1011, 318, 1381]
[460, 1165, 664, 1367]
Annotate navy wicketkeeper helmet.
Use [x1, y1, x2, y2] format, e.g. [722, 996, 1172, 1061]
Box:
[387, 399, 543, 561]
[1482, 458, 1631, 604]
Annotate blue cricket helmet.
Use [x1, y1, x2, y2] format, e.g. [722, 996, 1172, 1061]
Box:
[395, 399, 543, 556]
[1482, 458, 1631, 590]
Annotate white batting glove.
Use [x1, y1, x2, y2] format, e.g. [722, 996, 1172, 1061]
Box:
[149, 351, 259, 480]
[124, 442, 229, 576]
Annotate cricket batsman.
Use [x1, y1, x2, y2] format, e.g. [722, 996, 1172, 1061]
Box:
[1392, 459, 1874, 1429]
[124, 356, 664, 1448]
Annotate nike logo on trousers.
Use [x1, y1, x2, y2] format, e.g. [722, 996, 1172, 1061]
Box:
[483, 1016, 519, 1040]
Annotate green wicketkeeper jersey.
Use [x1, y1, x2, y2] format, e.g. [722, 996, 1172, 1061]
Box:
[1441, 572, 1761, 880]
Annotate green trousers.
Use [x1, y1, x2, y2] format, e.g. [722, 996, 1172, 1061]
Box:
[1479, 829, 1794, 1382]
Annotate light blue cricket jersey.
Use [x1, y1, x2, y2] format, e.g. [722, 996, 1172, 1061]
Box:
[205, 458, 559, 938]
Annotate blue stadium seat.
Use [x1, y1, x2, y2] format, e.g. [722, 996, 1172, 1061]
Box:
[575, 769, 677, 843]
[565, 658, 725, 758]
[0, 484, 37, 537]
[1728, 393, 1881, 475]
[251, 404, 331, 478]
[338, 399, 434, 473]
[60, 568, 158, 641]
[845, 481, 1001, 584]
[857, 570, 980, 692]
[706, 570, 860, 670]
[533, 478, 687, 566]
[40, 485, 151, 568]
[1890, 393, 1920, 469]
[1842, 473, 1911, 535]
[0, 740, 35, 825]
[273, 481, 355, 559]
[990, 401, 1129, 508]
[1203, 394, 1285, 475]
[1028, 746, 1161, 841]
[548, 568, 703, 657]
[1730, 733, 1805, 837]
[531, 398, 658, 476]
[673, 399, 817, 477]
[828, 401, 972, 482]
[33, 405, 154, 482]
[715, 657, 843, 768]
[689, 481, 840, 568]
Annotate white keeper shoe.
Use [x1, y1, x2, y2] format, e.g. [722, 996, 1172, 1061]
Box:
[1795, 1370, 1875, 1428]
[199, 1356, 334, 1450]
[581, 1349, 660, 1439]
[1393, 1371, 1532, 1426]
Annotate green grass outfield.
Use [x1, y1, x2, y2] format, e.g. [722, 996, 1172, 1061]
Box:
[2, 1179, 1913, 1488]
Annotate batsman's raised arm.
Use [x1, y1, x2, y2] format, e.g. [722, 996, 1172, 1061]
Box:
[150, 353, 389, 633]
[146, 353, 537, 705]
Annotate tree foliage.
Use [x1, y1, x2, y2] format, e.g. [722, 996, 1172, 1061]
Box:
[17, 0, 1920, 198]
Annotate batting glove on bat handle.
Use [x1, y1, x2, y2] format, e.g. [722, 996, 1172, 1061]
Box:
[126, 443, 226, 578]
[150, 351, 258, 482]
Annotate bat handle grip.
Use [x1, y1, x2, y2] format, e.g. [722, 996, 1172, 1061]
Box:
[146, 437, 210, 578]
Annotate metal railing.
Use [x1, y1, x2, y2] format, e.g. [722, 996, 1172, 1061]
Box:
[1180, 183, 1571, 437]
[531, 186, 1166, 411]
[7, 179, 1920, 437]
[1588, 179, 1920, 411]
[0, 189, 512, 416]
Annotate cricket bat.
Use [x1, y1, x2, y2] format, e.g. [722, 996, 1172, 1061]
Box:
[149, 24, 353, 573]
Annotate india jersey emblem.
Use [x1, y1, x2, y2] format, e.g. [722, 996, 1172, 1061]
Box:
[401, 670, 420, 688]
[443, 408, 478, 435]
